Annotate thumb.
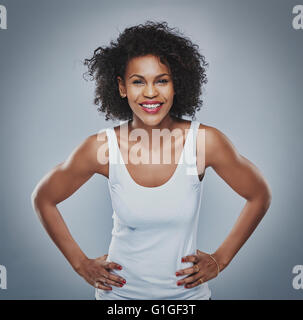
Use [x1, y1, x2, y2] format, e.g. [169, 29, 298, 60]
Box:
[96, 254, 108, 262]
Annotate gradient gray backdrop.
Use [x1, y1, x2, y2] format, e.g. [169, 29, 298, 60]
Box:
[0, 0, 302, 299]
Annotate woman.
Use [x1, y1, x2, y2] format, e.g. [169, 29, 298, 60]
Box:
[31, 21, 272, 300]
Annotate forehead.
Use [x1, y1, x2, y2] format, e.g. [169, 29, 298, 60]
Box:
[125, 54, 170, 75]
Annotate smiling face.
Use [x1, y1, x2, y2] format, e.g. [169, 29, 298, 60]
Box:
[117, 54, 175, 126]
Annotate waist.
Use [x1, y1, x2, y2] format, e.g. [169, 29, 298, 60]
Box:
[96, 262, 211, 300]
[97, 241, 211, 300]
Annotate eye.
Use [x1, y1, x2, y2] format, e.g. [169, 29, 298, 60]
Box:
[132, 80, 143, 84]
[132, 79, 169, 85]
[157, 79, 169, 84]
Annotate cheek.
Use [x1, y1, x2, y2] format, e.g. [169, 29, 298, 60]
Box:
[158, 83, 174, 94]
[127, 87, 142, 98]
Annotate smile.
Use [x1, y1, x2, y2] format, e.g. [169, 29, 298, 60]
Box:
[139, 103, 164, 113]
[140, 103, 163, 109]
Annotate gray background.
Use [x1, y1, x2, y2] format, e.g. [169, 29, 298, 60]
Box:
[0, 0, 302, 300]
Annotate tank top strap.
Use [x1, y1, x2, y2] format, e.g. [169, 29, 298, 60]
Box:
[181, 120, 200, 177]
[192, 120, 200, 161]
[105, 127, 118, 165]
[104, 123, 129, 184]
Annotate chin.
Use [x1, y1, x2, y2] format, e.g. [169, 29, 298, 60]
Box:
[131, 105, 173, 126]
[141, 112, 169, 124]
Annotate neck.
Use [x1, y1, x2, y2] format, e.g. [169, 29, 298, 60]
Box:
[129, 114, 178, 136]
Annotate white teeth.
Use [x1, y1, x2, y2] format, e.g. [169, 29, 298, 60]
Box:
[141, 104, 161, 109]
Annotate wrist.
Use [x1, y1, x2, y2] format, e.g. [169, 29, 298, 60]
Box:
[210, 251, 229, 273]
[72, 255, 89, 274]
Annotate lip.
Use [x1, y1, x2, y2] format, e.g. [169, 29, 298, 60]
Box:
[139, 101, 163, 105]
[139, 102, 164, 114]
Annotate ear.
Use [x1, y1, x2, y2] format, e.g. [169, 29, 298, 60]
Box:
[117, 76, 126, 98]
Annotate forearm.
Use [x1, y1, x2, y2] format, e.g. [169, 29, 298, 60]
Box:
[32, 197, 88, 272]
[212, 195, 271, 272]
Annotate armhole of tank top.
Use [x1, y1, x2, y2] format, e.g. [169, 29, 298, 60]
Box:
[105, 128, 114, 184]
[195, 121, 206, 185]
[193, 121, 203, 184]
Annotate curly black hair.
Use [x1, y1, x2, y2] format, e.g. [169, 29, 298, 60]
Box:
[83, 20, 209, 121]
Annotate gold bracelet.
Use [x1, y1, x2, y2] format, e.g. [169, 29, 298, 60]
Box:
[209, 254, 220, 276]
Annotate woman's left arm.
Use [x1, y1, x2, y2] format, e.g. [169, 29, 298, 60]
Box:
[205, 126, 272, 272]
[175, 126, 272, 288]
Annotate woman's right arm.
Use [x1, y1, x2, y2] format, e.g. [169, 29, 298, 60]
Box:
[31, 133, 126, 290]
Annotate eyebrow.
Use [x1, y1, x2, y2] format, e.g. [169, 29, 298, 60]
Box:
[128, 73, 171, 80]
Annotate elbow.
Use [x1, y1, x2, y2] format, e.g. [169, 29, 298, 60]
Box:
[258, 183, 272, 212]
[249, 182, 272, 212]
[264, 181, 272, 210]
[31, 184, 45, 213]
[31, 188, 49, 223]
[263, 193, 272, 212]
[31, 185, 56, 218]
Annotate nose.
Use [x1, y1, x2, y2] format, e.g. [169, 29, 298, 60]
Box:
[143, 83, 158, 98]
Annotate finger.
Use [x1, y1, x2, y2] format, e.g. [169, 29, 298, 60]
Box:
[176, 263, 200, 276]
[106, 261, 123, 271]
[184, 276, 205, 289]
[107, 273, 127, 286]
[177, 272, 202, 286]
[181, 255, 198, 264]
[94, 280, 112, 291]
[96, 276, 124, 288]
[101, 268, 126, 286]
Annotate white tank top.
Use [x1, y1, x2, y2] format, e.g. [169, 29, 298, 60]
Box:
[95, 120, 211, 300]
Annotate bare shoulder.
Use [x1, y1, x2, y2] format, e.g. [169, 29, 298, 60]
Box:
[91, 130, 109, 178]
[32, 131, 110, 205]
[197, 123, 240, 169]
[197, 122, 272, 202]
[85, 130, 109, 176]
